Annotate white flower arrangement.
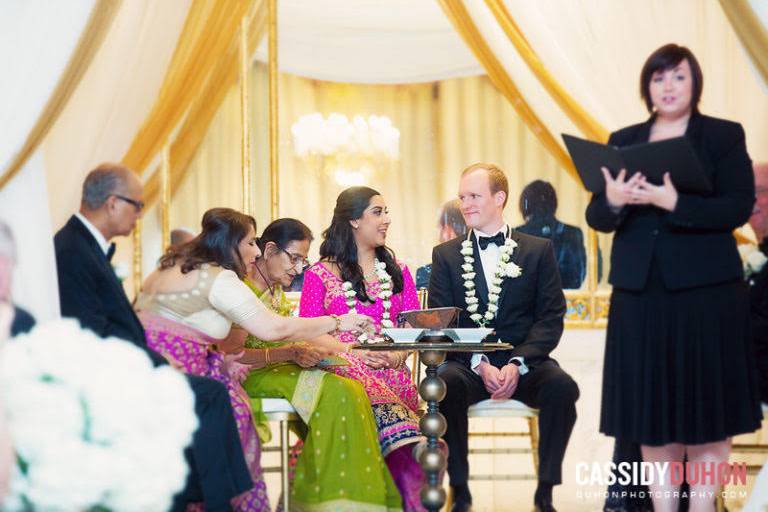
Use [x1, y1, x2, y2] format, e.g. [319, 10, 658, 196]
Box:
[462, 234, 522, 327]
[2, 320, 198, 511]
[738, 243, 768, 279]
[343, 259, 393, 343]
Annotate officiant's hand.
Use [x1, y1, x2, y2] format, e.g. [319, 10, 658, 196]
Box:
[630, 172, 679, 211]
[602, 167, 645, 209]
[477, 361, 503, 394]
[491, 363, 520, 399]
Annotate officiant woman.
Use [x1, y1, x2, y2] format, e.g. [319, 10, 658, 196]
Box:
[586, 43, 762, 512]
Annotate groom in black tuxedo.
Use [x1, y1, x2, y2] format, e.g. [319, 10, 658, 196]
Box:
[429, 163, 579, 512]
[54, 164, 252, 512]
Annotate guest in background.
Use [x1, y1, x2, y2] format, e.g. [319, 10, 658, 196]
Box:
[136, 208, 373, 511]
[0, 221, 34, 336]
[54, 164, 254, 512]
[587, 44, 762, 512]
[416, 199, 468, 289]
[516, 180, 586, 289]
[748, 162, 768, 404]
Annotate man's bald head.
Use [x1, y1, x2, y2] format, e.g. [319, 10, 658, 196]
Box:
[81, 163, 140, 211]
[79, 163, 143, 240]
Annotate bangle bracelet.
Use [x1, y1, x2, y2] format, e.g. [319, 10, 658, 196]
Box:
[265, 348, 271, 365]
[329, 314, 342, 332]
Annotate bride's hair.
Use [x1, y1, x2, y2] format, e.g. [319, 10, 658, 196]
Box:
[319, 186, 403, 303]
[159, 207, 257, 278]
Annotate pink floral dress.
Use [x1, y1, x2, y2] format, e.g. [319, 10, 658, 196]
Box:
[299, 262, 428, 511]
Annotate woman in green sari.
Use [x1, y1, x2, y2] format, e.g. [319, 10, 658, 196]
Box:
[236, 218, 402, 512]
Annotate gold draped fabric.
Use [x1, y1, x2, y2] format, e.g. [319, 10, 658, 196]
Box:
[166, 67, 591, 274]
[482, 0, 608, 142]
[437, 0, 579, 184]
[718, 0, 768, 86]
[0, 0, 120, 190]
[121, 0, 252, 174]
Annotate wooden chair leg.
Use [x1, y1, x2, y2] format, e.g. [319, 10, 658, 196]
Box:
[444, 486, 453, 511]
[528, 416, 540, 474]
[280, 419, 290, 512]
[715, 485, 726, 512]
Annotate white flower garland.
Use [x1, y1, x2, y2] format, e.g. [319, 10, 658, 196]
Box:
[461, 232, 522, 327]
[342, 259, 393, 343]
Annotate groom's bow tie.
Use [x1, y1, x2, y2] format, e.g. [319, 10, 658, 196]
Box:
[478, 232, 505, 250]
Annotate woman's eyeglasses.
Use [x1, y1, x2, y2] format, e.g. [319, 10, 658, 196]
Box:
[277, 245, 310, 271]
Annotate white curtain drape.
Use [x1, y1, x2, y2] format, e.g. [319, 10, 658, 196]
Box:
[252, 0, 483, 84]
[0, 0, 94, 172]
[0, 152, 59, 321]
[487, 0, 768, 160]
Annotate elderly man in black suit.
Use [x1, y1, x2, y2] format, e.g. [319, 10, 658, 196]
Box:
[429, 163, 579, 512]
[54, 163, 252, 512]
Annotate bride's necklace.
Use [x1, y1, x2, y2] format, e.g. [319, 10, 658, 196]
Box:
[343, 259, 393, 343]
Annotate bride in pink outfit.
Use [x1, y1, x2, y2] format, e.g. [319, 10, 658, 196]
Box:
[299, 186, 430, 512]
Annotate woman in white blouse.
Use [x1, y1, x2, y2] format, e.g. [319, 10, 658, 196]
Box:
[135, 207, 371, 512]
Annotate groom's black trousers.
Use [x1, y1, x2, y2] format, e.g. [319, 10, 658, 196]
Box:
[437, 359, 579, 488]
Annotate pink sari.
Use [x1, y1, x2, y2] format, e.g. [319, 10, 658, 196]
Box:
[299, 262, 428, 511]
[139, 311, 269, 512]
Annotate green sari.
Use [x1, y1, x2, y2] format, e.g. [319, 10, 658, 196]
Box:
[241, 280, 402, 512]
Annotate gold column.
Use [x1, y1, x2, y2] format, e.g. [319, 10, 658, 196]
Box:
[240, 15, 252, 216]
[132, 218, 143, 294]
[161, 144, 171, 249]
[268, 0, 279, 220]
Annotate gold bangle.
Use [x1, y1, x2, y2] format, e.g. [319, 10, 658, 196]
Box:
[329, 314, 341, 332]
[265, 348, 271, 365]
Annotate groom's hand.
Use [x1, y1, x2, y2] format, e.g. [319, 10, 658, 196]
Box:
[491, 363, 520, 400]
[477, 361, 503, 394]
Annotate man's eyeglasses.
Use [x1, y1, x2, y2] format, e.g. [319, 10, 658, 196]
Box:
[277, 245, 310, 271]
[113, 194, 145, 212]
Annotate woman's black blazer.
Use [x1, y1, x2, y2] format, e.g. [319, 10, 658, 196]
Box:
[586, 112, 754, 291]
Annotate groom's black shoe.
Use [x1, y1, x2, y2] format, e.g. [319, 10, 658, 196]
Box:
[534, 482, 557, 512]
[450, 501, 472, 512]
[533, 497, 557, 512]
[450, 484, 472, 512]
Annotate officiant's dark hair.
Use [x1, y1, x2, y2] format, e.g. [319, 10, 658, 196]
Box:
[159, 207, 257, 279]
[640, 43, 703, 114]
[319, 186, 403, 303]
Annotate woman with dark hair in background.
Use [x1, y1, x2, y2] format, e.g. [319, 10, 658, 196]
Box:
[135, 208, 372, 511]
[236, 218, 401, 511]
[298, 187, 430, 511]
[587, 44, 762, 512]
[516, 180, 586, 289]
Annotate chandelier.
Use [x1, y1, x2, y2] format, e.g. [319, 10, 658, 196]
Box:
[291, 113, 400, 186]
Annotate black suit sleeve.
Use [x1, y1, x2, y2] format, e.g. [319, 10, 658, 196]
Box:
[57, 249, 137, 343]
[427, 245, 454, 309]
[510, 240, 565, 361]
[666, 123, 754, 231]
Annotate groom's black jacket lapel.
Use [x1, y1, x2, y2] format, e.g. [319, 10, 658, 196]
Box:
[428, 229, 566, 368]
